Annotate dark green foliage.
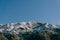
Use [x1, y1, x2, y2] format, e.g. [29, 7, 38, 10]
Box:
[50, 33, 60, 40]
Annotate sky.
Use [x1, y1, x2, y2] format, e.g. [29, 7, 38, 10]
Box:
[0, 0, 60, 24]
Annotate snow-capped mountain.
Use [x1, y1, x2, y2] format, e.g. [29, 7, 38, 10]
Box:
[0, 22, 60, 40]
[0, 21, 60, 34]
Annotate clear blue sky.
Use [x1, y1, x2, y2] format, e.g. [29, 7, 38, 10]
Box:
[0, 0, 60, 24]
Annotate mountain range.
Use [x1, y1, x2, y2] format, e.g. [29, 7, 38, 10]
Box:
[0, 21, 60, 40]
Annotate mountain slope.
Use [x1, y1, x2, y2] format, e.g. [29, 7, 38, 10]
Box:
[0, 22, 60, 40]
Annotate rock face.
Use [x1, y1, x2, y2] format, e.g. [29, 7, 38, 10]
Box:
[0, 22, 60, 40]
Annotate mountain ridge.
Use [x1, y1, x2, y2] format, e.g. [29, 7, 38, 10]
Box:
[0, 22, 60, 40]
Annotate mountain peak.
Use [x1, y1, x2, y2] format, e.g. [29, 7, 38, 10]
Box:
[0, 22, 60, 34]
